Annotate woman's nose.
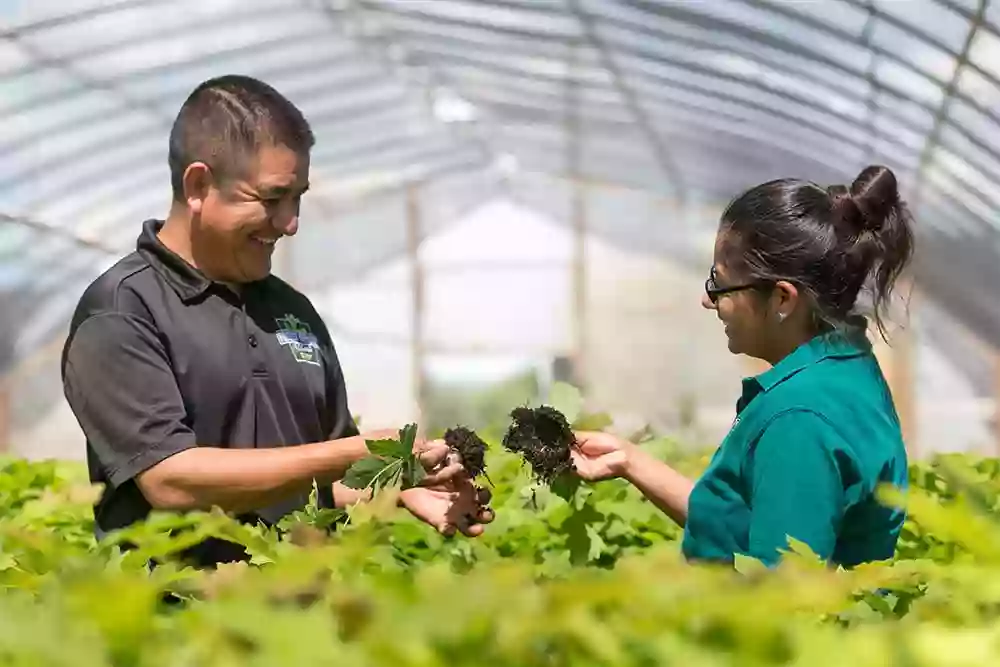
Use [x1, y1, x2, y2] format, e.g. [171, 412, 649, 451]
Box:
[701, 292, 716, 310]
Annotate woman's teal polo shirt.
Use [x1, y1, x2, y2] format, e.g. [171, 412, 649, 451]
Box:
[681, 329, 909, 568]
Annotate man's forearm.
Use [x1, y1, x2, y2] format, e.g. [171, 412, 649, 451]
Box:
[136, 431, 390, 514]
[623, 447, 695, 527]
[331, 481, 372, 509]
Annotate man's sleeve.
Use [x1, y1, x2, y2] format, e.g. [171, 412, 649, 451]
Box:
[745, 409, 855, 566]
[318, 326, 359, 441]
[315, 323, 359, 511]
[62, 313, 198, 489]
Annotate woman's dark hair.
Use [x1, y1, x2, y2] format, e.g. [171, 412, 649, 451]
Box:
[718, 165, 915, 339]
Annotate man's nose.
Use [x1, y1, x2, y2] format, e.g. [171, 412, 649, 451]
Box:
[278, 215, 299, 236]
[274, 200, 300, 236]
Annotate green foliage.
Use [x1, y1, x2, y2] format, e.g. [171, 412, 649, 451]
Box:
[2, 393, 1000, 664]
[342, 424, 426, 491]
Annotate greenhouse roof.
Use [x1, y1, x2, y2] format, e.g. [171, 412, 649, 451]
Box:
[2, 0, 1000, 371]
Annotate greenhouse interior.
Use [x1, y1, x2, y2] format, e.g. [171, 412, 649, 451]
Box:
[3, 0, 1000, 462]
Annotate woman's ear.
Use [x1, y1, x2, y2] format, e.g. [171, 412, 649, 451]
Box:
[772, 280, 799, 321]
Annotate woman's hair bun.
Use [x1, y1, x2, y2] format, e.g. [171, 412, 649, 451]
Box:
[848, 165, 900, 233]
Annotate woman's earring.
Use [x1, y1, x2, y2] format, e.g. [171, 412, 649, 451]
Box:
[777, 312, 786, 323]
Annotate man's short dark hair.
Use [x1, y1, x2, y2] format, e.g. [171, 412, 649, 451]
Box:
[168, 74, 315, 200]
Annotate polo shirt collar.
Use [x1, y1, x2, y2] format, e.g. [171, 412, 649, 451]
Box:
[136, 219, 213, 303]
[738, 327, 871, 411]
[136, 219, 273, 303]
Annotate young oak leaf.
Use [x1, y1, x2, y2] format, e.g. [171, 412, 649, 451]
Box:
[403, 455, 426, 489]
[572, 412, 613, 432]
[548, 382, 583, 425]
[367, 439, 409, 460]
[342, 456, 394, 490]
[398, 423, 418, 452]
[343, 423, 422, 492]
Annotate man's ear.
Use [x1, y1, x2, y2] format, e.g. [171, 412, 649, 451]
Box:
[772, 280, 799, 320]
[182, 162, 214, 215]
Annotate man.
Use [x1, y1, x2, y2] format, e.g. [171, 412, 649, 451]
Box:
[60, 75, 492, 567]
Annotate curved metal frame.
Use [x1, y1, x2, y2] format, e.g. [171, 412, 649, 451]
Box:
[2, 0, 1000, 361]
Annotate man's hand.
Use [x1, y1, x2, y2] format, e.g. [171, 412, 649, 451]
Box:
[412, 437, 466, 487]
[570, 431, 634, 482]
[398, 477, 494, 537]
[399, 435, 493, 536]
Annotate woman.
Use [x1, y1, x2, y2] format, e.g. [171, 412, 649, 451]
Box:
[571, 165, 914, 568]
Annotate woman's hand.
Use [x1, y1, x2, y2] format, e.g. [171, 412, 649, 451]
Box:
[570, 431, 635, 482]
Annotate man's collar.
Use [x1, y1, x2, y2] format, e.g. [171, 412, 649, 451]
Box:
[136, 219, 214, 303]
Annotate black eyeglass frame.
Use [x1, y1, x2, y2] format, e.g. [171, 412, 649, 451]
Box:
[704, 266, 776, 304]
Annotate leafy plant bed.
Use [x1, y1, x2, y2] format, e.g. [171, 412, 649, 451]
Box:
[0, 385, 997, 665]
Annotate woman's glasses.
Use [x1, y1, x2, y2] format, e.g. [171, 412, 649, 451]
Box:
[704, 266, 775, 304]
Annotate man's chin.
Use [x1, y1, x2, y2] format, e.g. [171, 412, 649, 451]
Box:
[239, 261, 272, 283]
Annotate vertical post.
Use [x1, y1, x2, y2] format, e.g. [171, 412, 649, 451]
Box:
[891, 324, 916, 457]
[994, 351, 1000, 458]
[875, 281, 917, 458]
[565, 38, 587, 392]
[406, 184, 426, 424]
[279, 234, 295, 287]
[0, 383, 9, 454]
[571, 179, 588, 392]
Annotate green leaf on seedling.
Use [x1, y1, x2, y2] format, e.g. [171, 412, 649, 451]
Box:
[398, 423, 418, 452]
[561, 500, 607, 565]
[548, 382, 583, 425]
[404, 456, 426, 489]
[342, 456, 392, 490]
[384, 466, 402, 490]
[734, 553, 768, 576]
[549, 474, 583, 504]
[573, 411, 613, 432]
[368, 438, 408, 459]
[584, 524, 607, 562]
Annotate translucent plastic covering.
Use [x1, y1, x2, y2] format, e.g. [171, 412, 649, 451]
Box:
[2, 0, 999, 456]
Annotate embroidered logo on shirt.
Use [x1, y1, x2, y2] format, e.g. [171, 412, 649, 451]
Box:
[275, 314, 321, 366]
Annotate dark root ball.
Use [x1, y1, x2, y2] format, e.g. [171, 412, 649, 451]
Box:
[444, 426, 488, 479]
[502, 405, 576, 484]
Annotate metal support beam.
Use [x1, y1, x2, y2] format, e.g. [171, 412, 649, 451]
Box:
[571, 179, 588, 393]
[0, 385, 8, 454]
[873, 281, 918, 457]
[279, 233, 297, 288]
[858, 0, 881, 166]
[891, 328, 917, 458]
[0, 212, 121, 255]
[994, 351, 1000, 458]
[567, 0, 686, 206]
[565, 38, 589, 393]
[912, 0, 987, 210]
[318, 0, 496, 166]
[405, 184, 427, 424]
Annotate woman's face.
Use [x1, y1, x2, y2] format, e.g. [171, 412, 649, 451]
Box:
[700, 233, 792, 362]
[701, 262, 772, 358]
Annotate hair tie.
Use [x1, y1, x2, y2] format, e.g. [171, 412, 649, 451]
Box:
[827, 185, 867, 234]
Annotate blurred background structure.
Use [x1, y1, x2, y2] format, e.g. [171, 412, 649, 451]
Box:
[2, 0, 1000, 460]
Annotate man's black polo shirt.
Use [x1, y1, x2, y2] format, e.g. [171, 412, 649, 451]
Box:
[61, 219, 358, 566]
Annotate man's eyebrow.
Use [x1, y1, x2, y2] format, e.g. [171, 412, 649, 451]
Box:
[257, 183, 310, 198]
